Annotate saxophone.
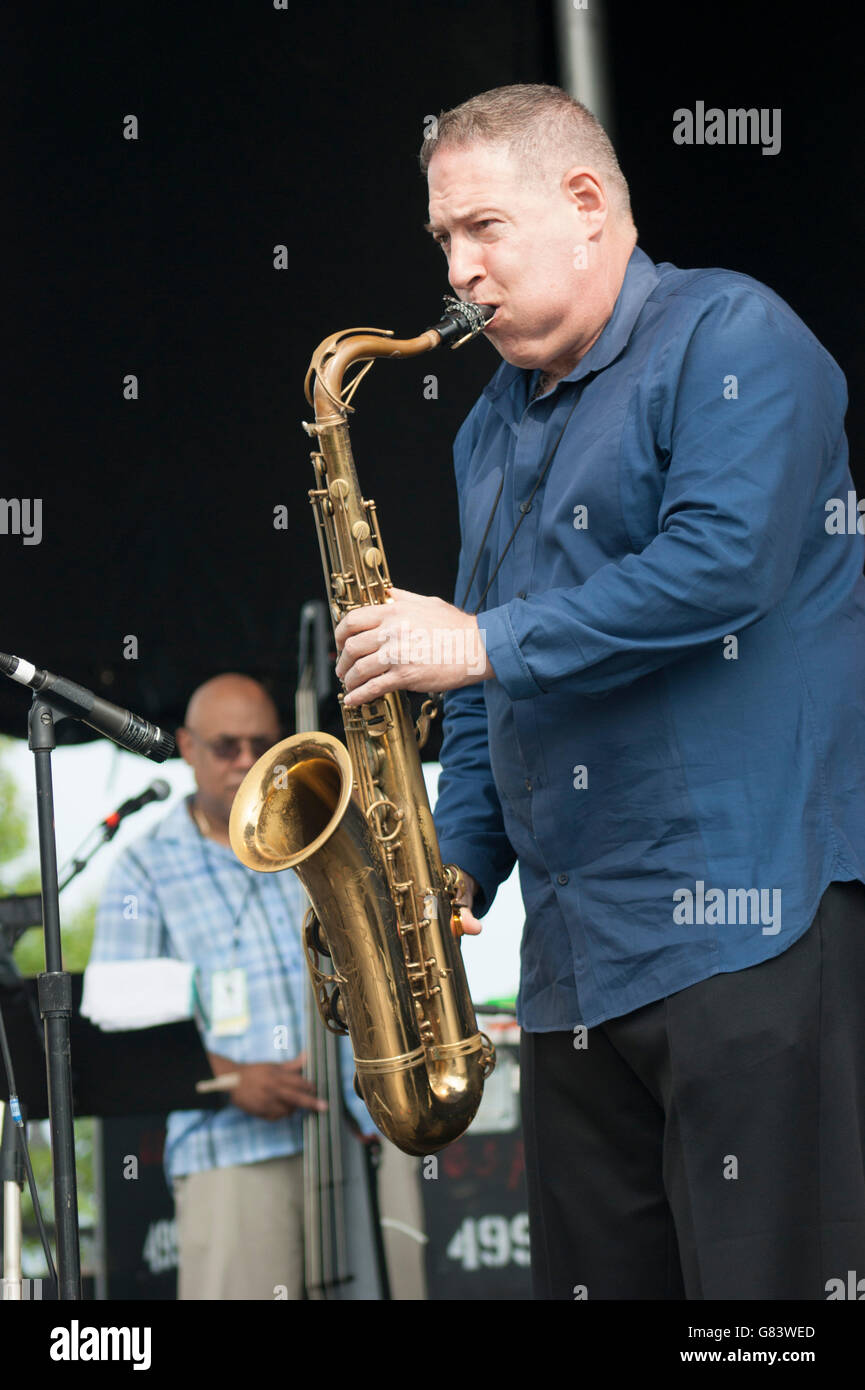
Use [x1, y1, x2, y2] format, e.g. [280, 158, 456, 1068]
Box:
[229, 297, 496, 1156]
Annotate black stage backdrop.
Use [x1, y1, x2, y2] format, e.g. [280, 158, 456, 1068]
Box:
[4, 1, 861, 748]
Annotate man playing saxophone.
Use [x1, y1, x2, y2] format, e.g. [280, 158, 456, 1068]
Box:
[333, 84, 865, 1300]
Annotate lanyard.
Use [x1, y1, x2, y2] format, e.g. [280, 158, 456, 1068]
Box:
[197, 840, 257, 955]
[458, 385, 582, 614]
[193, 815, 302, 1048]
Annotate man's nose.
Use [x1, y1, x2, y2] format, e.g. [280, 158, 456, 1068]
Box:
[447, 238, 486, 296]
[232, 740, 261, 770]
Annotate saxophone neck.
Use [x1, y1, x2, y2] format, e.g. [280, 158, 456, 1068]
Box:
[304, 297, 494, 420]
[305, 327, 438, 422]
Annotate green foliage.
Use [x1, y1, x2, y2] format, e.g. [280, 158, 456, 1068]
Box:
[12, 900, 97, 976]
[19, 1117, 97, 1280]
[0, 734, 99, 972]
[0, 735, 36, 891]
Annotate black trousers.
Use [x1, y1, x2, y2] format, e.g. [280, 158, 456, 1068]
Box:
[520, 879, 865, 1299]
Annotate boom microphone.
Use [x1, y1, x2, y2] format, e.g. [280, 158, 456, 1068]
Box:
[102, 779, 171, 830]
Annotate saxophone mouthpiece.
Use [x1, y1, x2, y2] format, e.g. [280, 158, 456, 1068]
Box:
[432, 296, 496, 349]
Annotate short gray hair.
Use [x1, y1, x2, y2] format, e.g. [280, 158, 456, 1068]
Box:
[419, 83, 633, 224]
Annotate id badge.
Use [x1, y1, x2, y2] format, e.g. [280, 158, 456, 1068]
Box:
[211, 968, 249, 1036]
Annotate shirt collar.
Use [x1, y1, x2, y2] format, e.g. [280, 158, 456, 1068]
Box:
[481, 244, 660, 411]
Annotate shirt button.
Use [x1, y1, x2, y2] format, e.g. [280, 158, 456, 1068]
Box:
[557, 873, 569, 886]
[525, 779, 532, 792]
[516, 590, 527, 599]
[519, 501, 532, 514]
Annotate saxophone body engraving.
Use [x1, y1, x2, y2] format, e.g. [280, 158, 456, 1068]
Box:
[229, 299, 496, 1155]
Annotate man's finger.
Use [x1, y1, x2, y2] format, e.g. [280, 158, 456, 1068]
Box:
[343, 673, 400, 708]
[458, 909, 483, 936]
[334, 604, 387, 650]
[277, 1072, 318, 1098]
[335, 630, 389, 680]
[281, 1054, 307, 1072]
[279, 1079, 328, 1113]
[343, 650, 400, 694]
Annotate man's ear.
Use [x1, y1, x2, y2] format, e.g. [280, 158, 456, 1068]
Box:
[176, 726, 194, 767]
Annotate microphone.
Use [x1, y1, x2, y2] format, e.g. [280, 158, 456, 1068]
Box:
[0, 652, 175, 762]
[102, 779, 171, 831]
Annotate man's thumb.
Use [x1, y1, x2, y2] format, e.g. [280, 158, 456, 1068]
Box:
[458, 909, 483, 937]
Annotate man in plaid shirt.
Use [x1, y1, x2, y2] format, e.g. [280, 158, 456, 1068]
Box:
[91, 672, 365, 1299]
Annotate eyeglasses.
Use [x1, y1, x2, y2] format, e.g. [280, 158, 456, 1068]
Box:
[188, 733, 277, 762]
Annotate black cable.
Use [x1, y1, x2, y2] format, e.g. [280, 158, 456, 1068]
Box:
[457, 474, 504, 613]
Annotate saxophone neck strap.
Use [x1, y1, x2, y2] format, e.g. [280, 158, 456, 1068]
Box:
[421, 389, 581, 735]
[459, 386, 581, 616]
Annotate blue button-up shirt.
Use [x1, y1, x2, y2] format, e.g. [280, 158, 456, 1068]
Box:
[91, 796, 369, 1178]
[434, 245, 865, 1031]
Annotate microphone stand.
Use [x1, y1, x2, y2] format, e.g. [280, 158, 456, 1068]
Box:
[28, 694, 81, 1299]
[57, 807, 127, 892]
[0, 774, 167, 1301]
[0, 652, 174, 1301]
